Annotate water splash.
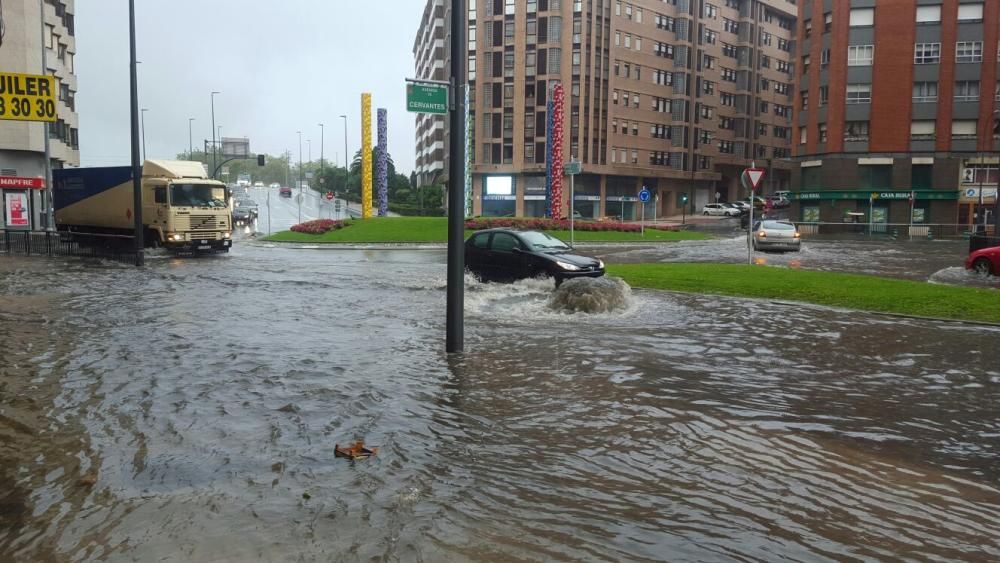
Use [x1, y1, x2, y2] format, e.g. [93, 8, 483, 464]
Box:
[929, 266, 1000, 289]
[548, 276, 633, 314]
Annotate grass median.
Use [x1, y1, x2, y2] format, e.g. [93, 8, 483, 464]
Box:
[264, 217, 709, 243]
[607, 263, 1000, 324]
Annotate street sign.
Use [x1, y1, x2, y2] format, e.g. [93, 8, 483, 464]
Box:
[325, 191, 334, 201]
[296, 193, 304, 204]
[564, 160, 582, 175]
[744, 167, 766, 192]
[305, 171, 314, 180]
[638, 187, 651, 202]
[406, 82, 449, 114]
[0, 176, 45, 189]
[221, 166, 230, 177]
[0, 72, 57, 123]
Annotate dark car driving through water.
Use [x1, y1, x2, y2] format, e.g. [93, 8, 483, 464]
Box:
[465, 229, 605, 286]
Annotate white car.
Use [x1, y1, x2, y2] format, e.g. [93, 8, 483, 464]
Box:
[269, 183, 280, 189]
[254, 181, 264, 188]
[702, 203, 740, 217]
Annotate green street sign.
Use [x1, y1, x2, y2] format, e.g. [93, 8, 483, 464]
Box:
[564, 161, 582, 175]
[406, 83, 449, 114]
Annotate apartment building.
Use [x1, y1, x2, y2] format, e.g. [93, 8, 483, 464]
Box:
[464, 0, 797, 219]
[792, 0, 1000, 231]
[0, 0, 79, 229]
[414, 0, 450, 188]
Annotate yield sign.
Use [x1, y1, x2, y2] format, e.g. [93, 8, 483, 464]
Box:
[745, 167, 766, 191]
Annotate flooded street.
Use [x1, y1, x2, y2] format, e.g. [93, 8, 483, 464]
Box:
[2, 243, 999, 561]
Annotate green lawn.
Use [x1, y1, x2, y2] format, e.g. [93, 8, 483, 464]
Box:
[264, 217, 709, 243]
[607, 263, 1000, 324]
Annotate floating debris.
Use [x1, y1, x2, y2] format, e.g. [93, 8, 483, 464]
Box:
[334, 441, 378, 460]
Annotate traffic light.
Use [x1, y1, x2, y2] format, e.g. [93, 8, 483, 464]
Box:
[681, 193, 688, 203]
[257, 154, 266, 166]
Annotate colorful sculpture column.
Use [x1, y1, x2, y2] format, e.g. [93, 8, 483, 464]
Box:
[361, 93, 373, 219]
[464, 83, 473, 218]
[549, 83, 565, 220]
[545, 99, 554, 217]
[377, 108, 388, 216]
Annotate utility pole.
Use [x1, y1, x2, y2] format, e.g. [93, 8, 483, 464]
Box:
[297, 131, 303, 223]
[446, 0, 467, 353]
[128, 0, 144, 264]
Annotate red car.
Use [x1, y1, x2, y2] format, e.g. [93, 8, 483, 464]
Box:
[965, 246, 1000, 276]
[279, 186, 292, 198]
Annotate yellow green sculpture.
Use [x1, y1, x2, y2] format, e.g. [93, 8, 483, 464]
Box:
[361, 93, 373, 219]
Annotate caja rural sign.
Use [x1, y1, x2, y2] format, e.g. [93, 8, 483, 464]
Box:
[0, 72, 58, 123]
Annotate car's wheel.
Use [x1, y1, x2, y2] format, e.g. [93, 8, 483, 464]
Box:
[972, 257, 994, 276]
[703, 211, 709, 216]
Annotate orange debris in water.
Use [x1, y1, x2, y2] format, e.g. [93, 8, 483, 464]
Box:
[334, 441, 378, 460]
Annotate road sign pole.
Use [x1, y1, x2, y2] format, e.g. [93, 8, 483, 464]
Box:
[445, 0, 466, 354]
[267, 191, 271, 235]
[641, 197, 645, 237]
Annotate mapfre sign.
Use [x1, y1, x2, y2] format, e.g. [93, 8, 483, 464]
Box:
[0, 176, 46, 189]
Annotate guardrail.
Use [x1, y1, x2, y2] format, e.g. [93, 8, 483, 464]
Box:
[1, 230, 143, 266]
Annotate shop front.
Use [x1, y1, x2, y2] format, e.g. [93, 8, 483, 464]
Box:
[0, 176, 45, 231]
[606, 196, 639, 221]
[573, 194, 600, 219]
[958, 187, 998, 233]
[791, 189, 958, 235]
[522, 175, 548, 217]
[482, 175, 517, 217]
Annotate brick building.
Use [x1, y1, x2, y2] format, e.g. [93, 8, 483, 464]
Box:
[457, 0, 797, 219]
[791, 0, 1000, 232]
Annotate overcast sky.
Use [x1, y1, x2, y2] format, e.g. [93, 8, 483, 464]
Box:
[76, 1, 425, 173]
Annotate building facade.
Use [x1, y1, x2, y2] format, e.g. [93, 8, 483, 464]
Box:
[0, 0, 79, 230]
[414, 0, 450, 188]
[463, 0, 797, 219]
[792, 0, 1000, 232]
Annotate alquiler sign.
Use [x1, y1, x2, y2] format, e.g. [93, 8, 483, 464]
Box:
[0, 72, 58, 123]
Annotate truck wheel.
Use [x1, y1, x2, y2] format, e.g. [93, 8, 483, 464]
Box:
[147, 230, 162, 249]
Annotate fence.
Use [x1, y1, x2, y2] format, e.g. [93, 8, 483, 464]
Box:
[0, 230, 143, 265]
[792, 222, 988, 240]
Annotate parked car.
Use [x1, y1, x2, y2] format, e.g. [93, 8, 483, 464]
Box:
[279, 186, 292, 198]
[965, 245, 1000, 276]
[753, 220, 801, 252]
[465, 229, 605, 286]
[766, 195, 791, 209]
[254, 181, 264, 188]
[269, 183, 281, 189]
[702, 203, 741, 217]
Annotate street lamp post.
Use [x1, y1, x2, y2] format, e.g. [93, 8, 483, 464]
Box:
[188, 118, 195, 160]
[307, 139, 312, 165]
[319, 123, 325, 174]
[340, 115, 349, 196]
[140, 108, 148, 161]
[297, 131, 303, 223]
[128, 0, 144, 264]
[210, 91, 220, 178]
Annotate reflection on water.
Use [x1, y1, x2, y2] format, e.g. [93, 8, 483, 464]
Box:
[1, 248, 999, 561]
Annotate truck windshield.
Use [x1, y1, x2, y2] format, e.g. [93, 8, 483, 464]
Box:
[170, 184, 227, 208]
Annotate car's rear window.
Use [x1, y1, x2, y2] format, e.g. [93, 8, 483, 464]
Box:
[763, 221, 796, 230]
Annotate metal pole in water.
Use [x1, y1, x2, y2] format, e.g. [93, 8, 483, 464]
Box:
[267, 191, 271, 235]
[446, 0, 467, 354]
[128, 0, 144, 265]
[748, 195, 754, 265]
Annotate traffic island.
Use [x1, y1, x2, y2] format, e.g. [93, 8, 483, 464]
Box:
[607, 263, 1000, 325]
[263, 217, 711, 244]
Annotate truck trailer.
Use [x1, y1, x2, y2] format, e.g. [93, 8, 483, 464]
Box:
[54, 160, 233, 252]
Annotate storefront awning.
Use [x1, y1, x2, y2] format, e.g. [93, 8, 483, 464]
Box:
[790, 190, 958, 201]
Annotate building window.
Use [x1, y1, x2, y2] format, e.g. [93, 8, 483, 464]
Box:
[800, 90, 809, 110]
[801, 55, 810, 73]
[952, 120, 977, 138]
[704, 3, 718, 18]
[847, 45, 874, 66]
[818, 123, 828, 143]
[824, 12, 833, 32]
[720, 92, 735, 107]
[703, 80, 715, 94]
[912, 81, 938, 102]
[957, 3, 983, 22]
[955, 80, 980, 102]
[914, 43, 941, 64]
[505, 0, 516, 15]
[916, 5, 941, 24]
[911, 120, 936, 139]
[704, 29, 718, 44]
[846, 83, 872, 104]
[845, 121, 869, 141]
[804, 19, 812, 38]
[721, 67, 737, 82]
[819, 86, 829, 107]
[723, 18, 739, 34]
[956, 42, 983, 63]
[849, 8, 874, 27]
[821, 48, 831, 67]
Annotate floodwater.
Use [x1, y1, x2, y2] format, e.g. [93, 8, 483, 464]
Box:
[2, 243, 999, 561]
